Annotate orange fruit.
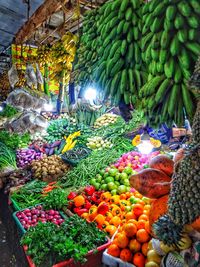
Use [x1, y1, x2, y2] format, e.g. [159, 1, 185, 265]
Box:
[129, 239, 141, 253]
[116, 233, 129, 248]
[137, 220, 146, 230]
[139, 214, 149, 221]
[144, 204, 151, 211]
[145, 221, 150, 234]
[134, 192, 143, 199]
[107, 244, 121, 257]
[132, 204, 144, 217]
[120, 248, 133, 262]
[125, 212, 136, 221]
[110, 216, 122, 227]
[128, 219, 138, 227]
[137, 200, 145, 206]
[124, 223, 137, 237]
[94, 214, 105, 226]
[143, 209, 150, 216]
[105, 225, 117, 237]
[132, 252, 145, 267]
[141, 242, 148, 256]
[136, 229, 150, 243]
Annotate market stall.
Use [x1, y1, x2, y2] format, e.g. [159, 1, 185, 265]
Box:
[0, 0, 200, 266]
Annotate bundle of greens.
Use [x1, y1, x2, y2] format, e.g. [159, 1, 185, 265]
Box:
[43, 188, 68, 210]
[0, 142, 17, 171]
[21, 215, 107, 266]
[0, 131, 30, 150]
[61, 147, 126, 188]
[11, 180, 47, 209]
[0, 104, 18, 118]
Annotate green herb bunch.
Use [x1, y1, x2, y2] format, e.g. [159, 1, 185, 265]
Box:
[0, 130, 30, 150]
[0, 104, 18, 118]
[43, 188, 68, 210]
[21, 215, 107, 266]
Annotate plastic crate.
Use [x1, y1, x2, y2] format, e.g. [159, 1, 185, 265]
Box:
[61, 145, 91, 166]
[23, 238, 110, 267]
[102, 250, 136, 267]
[10, 197, 21, 211]
[13, 205, 67, 235]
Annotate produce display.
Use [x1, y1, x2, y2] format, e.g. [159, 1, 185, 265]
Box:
[15, 205, 65, 230]
[0, 71, 11, 100]
[1, 1, 200, 266]
[86, 136, 113, 150]
[31, 154, 70, 182]
[94, 113, 119, 128]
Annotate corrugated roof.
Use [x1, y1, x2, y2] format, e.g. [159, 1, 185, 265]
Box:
[0, 0, 43, 52]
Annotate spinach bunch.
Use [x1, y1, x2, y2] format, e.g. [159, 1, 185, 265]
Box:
[43, 188, 68, 210]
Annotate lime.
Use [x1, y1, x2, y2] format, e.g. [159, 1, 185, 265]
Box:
[117, 185, 127, 194]
[96, 175, 103, 183]
[104, 172, 109, 178]
[111, 189, 118, 196]
[90, 178, 96, 186]
[123, 179, 130, 186]
[115, 173, 121, 181]
[115, 181, 120, 187]
[101, 184, 108, 191]
[93, 182, 100, 190]
[105, 176, 114, 183]
[99, 169, 105, 176]
[109, 168, 118, 177]
[123, 166, 133, 175]
[107, 182, 117, 191]
[120, 172, 128, 180]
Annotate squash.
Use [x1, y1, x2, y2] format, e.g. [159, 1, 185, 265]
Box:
[149, 154, 174, 176]
[149, 195, 168, 236]
[129, 168, 171, 199]
[173, 148, 185, 163]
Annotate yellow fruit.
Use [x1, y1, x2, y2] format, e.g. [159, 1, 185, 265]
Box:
[160, 242, 175, 254]
[147, 250, 162, 264]
[177, 234, 192, 250]
[148, 240, 153, 250]
[145, 261, 159, 267]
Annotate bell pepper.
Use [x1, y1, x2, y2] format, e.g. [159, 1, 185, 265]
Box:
[73, 207, 88, 216]
[84, 200, 92, 210]
[67, 191, 77, 200]
[97, 202, 109, 215]
[84, 185, 95, 196]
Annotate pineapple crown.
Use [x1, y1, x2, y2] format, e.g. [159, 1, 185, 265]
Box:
[153, 215, 184, 247]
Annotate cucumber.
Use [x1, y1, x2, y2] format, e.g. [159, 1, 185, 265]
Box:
[166, 5, 177, 21]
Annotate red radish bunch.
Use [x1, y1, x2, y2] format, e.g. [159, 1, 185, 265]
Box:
[16, 205, 65, 230]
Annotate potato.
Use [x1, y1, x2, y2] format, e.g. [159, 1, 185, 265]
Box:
[42, 167, 47, 172]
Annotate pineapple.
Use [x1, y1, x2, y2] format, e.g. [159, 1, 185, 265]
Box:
[153, 58, 200, 246]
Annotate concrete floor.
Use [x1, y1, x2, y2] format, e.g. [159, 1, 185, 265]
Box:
[0, 190, 28, 267]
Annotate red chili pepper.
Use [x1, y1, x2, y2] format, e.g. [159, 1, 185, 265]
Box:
[67, 192, 77, 200]
[97, 202, 109, 215]
[73, 207, 88, 216]
[84, 185, 95, 196]
[84, 200, 92, 210]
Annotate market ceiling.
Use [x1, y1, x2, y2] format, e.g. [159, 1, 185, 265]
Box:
[0, 0, 43, 53]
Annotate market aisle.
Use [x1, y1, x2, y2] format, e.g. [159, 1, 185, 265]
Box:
[0, 190, 28, 267]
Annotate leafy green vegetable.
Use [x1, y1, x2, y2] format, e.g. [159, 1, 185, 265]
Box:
[0, 104, 18, 118]
[0, 130, 30, 150]
[0, 142, 17, 171]
[11, 180, 47, 209]
[21, 215, 107, 266]
[43, 188, 68, 210]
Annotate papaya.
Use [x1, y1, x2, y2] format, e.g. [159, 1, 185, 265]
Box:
[129, 168, 171, 199]
[149, 195, 168, 236]
[149, 155, 174, 176]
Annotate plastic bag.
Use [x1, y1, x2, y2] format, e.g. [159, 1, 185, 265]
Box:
[25, 64, 37, 88]
[8, 64, 19, 88]
[35, 63, 43, 85]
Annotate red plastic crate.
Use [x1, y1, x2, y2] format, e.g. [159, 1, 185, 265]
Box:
[23, 238, 110, 267]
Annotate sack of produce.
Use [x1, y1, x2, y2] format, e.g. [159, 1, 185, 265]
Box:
[8, 64, 19, 88]
[6, 88, 47, 111]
